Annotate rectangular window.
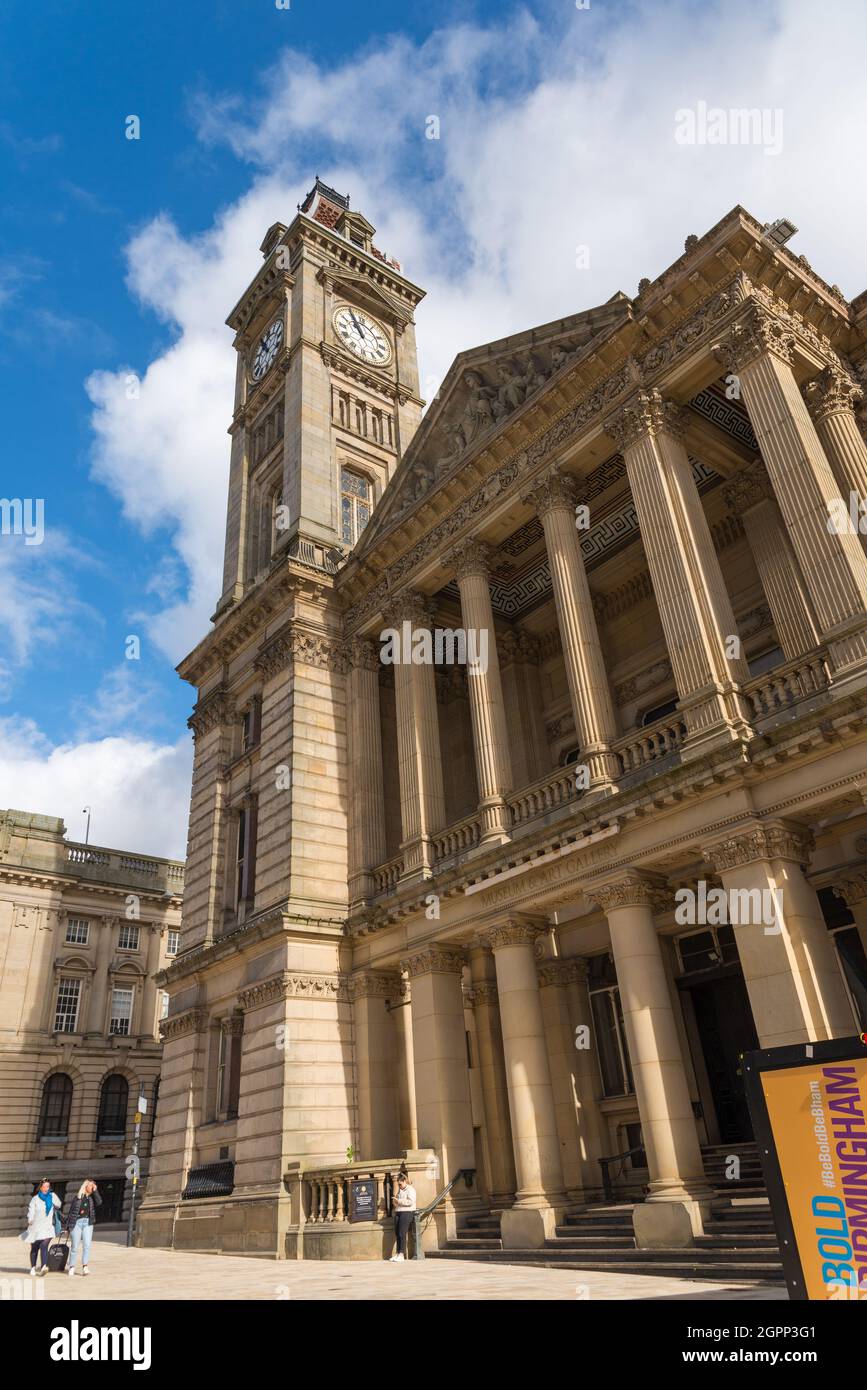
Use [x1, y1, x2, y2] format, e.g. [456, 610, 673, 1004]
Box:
[167, 929, 180, 956]
[118, 924, 140, 951]
[65, 918, 90, 945]
[54, 978, 81, 1034]
[340, 467, 372, 545]
[160, 992, 170, 1021]
[109, 988, 134, 1036]
[588, 954, 633, 1098]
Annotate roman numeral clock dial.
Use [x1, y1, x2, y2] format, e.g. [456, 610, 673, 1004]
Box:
[250, 317, 284, 382]
[333, 306, 392, 366]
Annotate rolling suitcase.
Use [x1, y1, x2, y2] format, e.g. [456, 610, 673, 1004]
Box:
[46, 1231, 70, 1272]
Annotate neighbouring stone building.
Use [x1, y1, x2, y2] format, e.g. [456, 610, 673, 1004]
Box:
[138, 184, 867, 1262]
[0, 810, 183, 1232]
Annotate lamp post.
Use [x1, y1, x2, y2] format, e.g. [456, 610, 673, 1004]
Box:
[82, 806, 92, 845]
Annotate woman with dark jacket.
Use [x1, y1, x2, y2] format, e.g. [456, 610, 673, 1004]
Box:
[65, 1179, 102, 1276]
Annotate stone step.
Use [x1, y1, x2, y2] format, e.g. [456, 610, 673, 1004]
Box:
[552, 1232, 636, 1247]
[445, 1238, 502, 1250]
[427, 1250, 784, 1282]
[542, 1243, 780, 1265]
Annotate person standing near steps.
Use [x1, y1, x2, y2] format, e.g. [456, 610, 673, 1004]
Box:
[389, 1172, 417, 1262]
[23, 1179, 61, 1275]
[65, 1179, 102, 1277]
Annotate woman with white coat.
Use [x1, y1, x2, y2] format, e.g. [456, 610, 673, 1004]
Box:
[23, 1179, 61, 1275]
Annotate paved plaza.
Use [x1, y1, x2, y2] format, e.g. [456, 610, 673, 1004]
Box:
[0, 1231, 788, 1301]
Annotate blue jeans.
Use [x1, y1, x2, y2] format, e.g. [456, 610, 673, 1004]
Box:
[69, 1217, 93, 1268]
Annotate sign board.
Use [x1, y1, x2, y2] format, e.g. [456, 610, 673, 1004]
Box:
[743, 1034, 867, 1300]
[348, 1179, 377, 1223]
[138, 1096, 148, 1113]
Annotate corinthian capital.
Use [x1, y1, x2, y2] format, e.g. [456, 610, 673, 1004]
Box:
[480, 917, 545, 951]
[521, 466, 578, 517]
[713, 302, 795, 374]
[584, 872, 667, 914]
[348, 637, 381, 672]
[804, 365, 863, 424]
[381, 589, 435, 629]
[703, 822, 813, 873]
[446, 538, 497, 583]
[401, 944, 467, 978]
[722, 458, 772, 513]
[605, 388, 685, 452]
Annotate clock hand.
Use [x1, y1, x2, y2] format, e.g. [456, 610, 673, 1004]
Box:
[349, 310, 370, 341]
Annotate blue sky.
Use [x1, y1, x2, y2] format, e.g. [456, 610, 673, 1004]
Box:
[1, 0, 866, 856]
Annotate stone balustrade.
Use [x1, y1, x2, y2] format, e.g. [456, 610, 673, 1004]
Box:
[614, 713, 688, 774]
[745, 651, 831, 722]
[372, 855, 403, 895]
[65, 843, 185, 893]
[284, 1151, 442, 1259]
[302, 1161, 398, 1225]
[432, 814, 482, 865]
[508, 766, 580, 827]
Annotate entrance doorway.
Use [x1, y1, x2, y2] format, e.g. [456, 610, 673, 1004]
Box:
[97, 1178, 126, 1223]
[675, 927, 759, 1145]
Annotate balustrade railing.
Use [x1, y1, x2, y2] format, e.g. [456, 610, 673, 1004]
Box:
[65, 843, 184, 891]
[300, 1161, 402, 1224]
[508, 766, 578, 827]
[745, 651, 830, 721]
[432, 814, 482, 864]
[372, 856, 403, 895]
[613, 713, 688, 774]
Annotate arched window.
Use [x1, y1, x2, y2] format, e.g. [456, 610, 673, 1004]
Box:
[38, 1073, 73, 1140]
[340, 468, 371, 545]
[96, 1074, 129, 1140]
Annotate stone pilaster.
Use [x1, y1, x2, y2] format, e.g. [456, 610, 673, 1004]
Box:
[349, 970, 402, 1159]
[86, 916, 116, 1037]
[715, 305, 867, 685]
[703, 823, 856, 1047]
[393, 975, 418, 1152]
[522, 468, 620, 792]
[805, 364, 867, 556]
[723, 460, 821, 660]
[139, 923, 163, 1040]
[466, 945, 516, 1207]
[446, 540, 513, 842]
[537, 957, 595, 1203]
[606, 391, 753, 756]
[480, 918, 566, 1246]
[347, 639, 387, 903]
[383, 592, 446, 880]
[585, 874, 712, 1245]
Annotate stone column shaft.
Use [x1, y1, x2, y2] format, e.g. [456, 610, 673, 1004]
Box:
[394, 978, 418, 1151]
[387, 595, 446, 878]
[347, 641, 387, 900]
[350, 972, 401, 1159]
[705, 825, 856, 1048]
[447, 542, 513, 841]
[718, 308, 867, 680]
[607, 391, 752, 754]
[523, 470, 619, 790]
[537, 961, 586, 1202]
[806, 365, 867, 556]
[588, 877, 710, 1206]
[139, 924, 162, 1039]
[467, 948, 516, 1206]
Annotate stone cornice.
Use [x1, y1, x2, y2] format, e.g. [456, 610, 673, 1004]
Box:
[188, 687, 236, 740]
[238, 972, 349, 1010]
[702, 822, 813, 872]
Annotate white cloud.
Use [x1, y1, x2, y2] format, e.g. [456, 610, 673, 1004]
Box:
[85, 0, 867, 664]
[0, 531, 99, 698]
[0, 717, 192, 859]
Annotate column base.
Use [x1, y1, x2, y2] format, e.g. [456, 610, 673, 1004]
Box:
[633, 1197, 712, 1249]
[679, 685, 754, 761]
[500, 1204, 566, 1249]
[478, 797, 513, 846]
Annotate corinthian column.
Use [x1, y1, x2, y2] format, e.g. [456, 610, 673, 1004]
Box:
[805, 364, 867, 556]
[445, 540, 512, 842]
[349, 970, 401, 1158]
[347, 639, 387, 902]
[382, 592, 446, 880]
[723, 460, 820, 659]
[715, 304, 867, 685]
[607, 390, 753, 756]
[482, 918, 566, 1247]
[703, 823, 855, 1048]
[586, 874, 712, 1247]
[522, 468, 619, 792]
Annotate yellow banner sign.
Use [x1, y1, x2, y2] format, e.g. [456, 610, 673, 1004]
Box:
[761, 1057, 867, 1299]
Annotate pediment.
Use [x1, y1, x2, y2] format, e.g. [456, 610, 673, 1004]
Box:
[352, 296, 633, 557]
[319, 263, 412, 325]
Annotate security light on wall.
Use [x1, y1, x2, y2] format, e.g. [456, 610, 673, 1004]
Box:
[763, 217, 799, 247]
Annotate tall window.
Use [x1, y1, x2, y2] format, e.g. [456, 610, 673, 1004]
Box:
[166, 929, 180, 956]
[65, 918, 89, 945]
[109, 987, 134, 1036]
[235, 801, 258, 908]
[340, 468, 371, 545]
[118, 924, 140, 951]
[160, 992, 170, 1020]
[96, 1074, 129, 1140]
[588, 953, 634, 1097]
[38, 1073, 73, 1140]
[54, 978, 81, 1034]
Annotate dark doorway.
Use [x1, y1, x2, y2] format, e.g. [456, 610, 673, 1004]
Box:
[684, 971, 759, 1143]
[96, 1178, 126, 1223]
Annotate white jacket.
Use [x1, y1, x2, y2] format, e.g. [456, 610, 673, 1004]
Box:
[24, 1193, 60, 1242]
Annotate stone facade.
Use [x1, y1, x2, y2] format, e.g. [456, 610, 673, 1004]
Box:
[138, 192, 867, 1258]
[0, 810, 183, 1233]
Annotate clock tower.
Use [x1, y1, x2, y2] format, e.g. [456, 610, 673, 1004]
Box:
[217, 178, 426, 615]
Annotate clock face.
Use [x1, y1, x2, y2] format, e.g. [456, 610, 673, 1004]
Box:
[250, 318, 284, 382]
[333, 306, 391, 366]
